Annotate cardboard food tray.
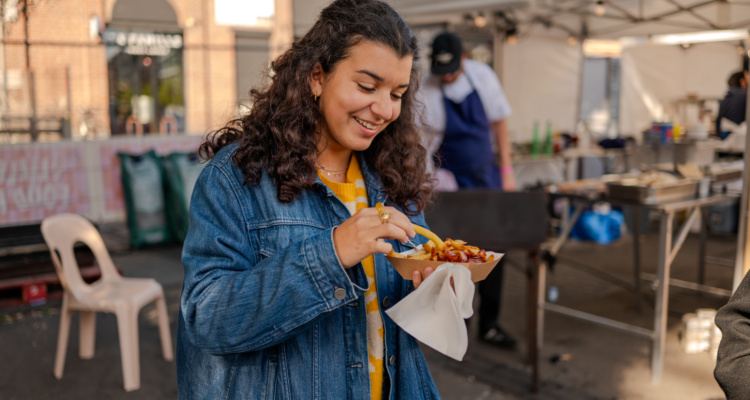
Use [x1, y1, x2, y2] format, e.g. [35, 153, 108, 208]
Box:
[386, 247, 504, 283]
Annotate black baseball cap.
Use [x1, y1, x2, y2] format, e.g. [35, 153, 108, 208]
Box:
[431, 32, 463, 75]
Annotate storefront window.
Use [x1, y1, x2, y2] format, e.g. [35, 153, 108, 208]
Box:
[104, 30, 185, 135]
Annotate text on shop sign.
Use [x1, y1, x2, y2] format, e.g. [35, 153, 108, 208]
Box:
[103, 30, 183, 56]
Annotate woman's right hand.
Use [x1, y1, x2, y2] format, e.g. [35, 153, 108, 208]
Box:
[333, 206, 416, 268]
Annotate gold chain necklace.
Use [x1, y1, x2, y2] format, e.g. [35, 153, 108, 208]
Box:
[316, 164, 348, 177]
[317, 154, 352, 178]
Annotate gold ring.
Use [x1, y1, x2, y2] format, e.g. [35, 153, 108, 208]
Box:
[379, 210, 391, 224]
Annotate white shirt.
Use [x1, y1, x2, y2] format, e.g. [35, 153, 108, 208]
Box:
[417, 59, 512, 156]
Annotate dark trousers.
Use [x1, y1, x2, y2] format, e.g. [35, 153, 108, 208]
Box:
[477, 256, 505, 334]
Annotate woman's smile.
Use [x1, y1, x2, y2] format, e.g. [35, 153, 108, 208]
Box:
[354, 116, 379, 135]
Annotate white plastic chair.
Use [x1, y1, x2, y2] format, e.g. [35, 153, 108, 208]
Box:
[41, 213, 174, 391]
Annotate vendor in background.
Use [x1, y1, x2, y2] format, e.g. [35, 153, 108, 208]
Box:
[716, 69, 747, 139]
[420, 31, 515, 191]
[419, 31, 517, 348]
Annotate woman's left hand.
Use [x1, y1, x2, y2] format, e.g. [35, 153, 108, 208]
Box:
[412, 268, 455, 291]
[412, 267, 434, 289]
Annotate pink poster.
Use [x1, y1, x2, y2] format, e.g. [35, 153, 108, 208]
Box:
[0, 146, 89, 225]
[1, 136, 203, 226]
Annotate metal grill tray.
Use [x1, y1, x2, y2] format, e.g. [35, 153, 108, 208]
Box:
[606, 179, 699, 204]
[708, 169, 742, 183]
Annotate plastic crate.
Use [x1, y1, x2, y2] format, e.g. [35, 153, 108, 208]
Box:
[708, 199, 739, 235]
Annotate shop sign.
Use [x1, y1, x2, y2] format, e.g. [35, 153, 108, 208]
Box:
[103, 29, 183, 56]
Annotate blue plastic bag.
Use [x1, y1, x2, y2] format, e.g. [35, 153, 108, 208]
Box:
[569, 207, 624, 245]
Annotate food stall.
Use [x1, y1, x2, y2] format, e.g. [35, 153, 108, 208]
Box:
[487, 17, 749, 388]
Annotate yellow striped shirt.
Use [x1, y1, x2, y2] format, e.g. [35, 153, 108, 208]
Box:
[318, 156, 384, 400]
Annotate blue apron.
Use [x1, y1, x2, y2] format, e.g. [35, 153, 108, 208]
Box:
[437, 74, 501, 189]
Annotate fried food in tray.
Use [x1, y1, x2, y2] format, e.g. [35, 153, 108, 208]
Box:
[390, 238, 494, 263]
[385, 225, 502, 283]
[387, 225, 494, 263]
[616, 171, 680, 187]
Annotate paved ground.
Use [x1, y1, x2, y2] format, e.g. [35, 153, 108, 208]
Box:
[0, 222, 734, 399]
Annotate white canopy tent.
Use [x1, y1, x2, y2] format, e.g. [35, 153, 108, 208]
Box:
[392, 0, 750, 290]
[389, 0, 750, 141]
[500, 32, 582, 142]
[619, 41, 741, 137]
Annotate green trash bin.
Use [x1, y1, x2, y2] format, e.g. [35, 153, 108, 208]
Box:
[118, 150, 171, 248]
[162, 152, 205, 242]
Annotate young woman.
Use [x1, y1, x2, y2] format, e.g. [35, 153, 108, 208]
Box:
[177, 0, 440, 398]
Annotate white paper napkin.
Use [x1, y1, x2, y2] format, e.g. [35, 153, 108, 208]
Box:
[385, 263, 475, 361]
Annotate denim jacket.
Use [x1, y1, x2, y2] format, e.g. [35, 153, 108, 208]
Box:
[177, 143, 440, 399]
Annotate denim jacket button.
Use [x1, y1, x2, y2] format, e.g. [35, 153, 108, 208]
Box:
[334, 288, 346, 300]
[389, 355, 395, 365]
[382, 296, 391, 307]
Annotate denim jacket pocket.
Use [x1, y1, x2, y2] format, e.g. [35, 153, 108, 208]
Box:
[257, 220, 328, 258]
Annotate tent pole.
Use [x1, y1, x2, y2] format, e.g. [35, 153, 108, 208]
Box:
[733, 39, 750, 292]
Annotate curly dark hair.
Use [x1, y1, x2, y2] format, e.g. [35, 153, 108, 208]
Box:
[199, 0, 433, 214]
[728, 71, 746, 88]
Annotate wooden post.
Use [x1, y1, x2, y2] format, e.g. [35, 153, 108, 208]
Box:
[526, 249, 541, 393]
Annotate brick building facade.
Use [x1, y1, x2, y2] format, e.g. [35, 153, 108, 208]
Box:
[1, 0, 271, 138]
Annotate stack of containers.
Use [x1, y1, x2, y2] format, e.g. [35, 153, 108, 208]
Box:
[698, 308, 722, 361]
[680, 308, 721, 359]
[680, 312, 703, 354]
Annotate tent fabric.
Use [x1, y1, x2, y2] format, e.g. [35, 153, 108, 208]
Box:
[502, 32, 582, 143]
[619, 42, 740, 138]
[578, 58, 612, 136]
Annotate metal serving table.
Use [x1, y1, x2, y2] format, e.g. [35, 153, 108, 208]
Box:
[536, 190, 735, 387]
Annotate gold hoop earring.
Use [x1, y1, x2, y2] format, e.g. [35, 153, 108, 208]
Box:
[312, 90, 318, 102]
